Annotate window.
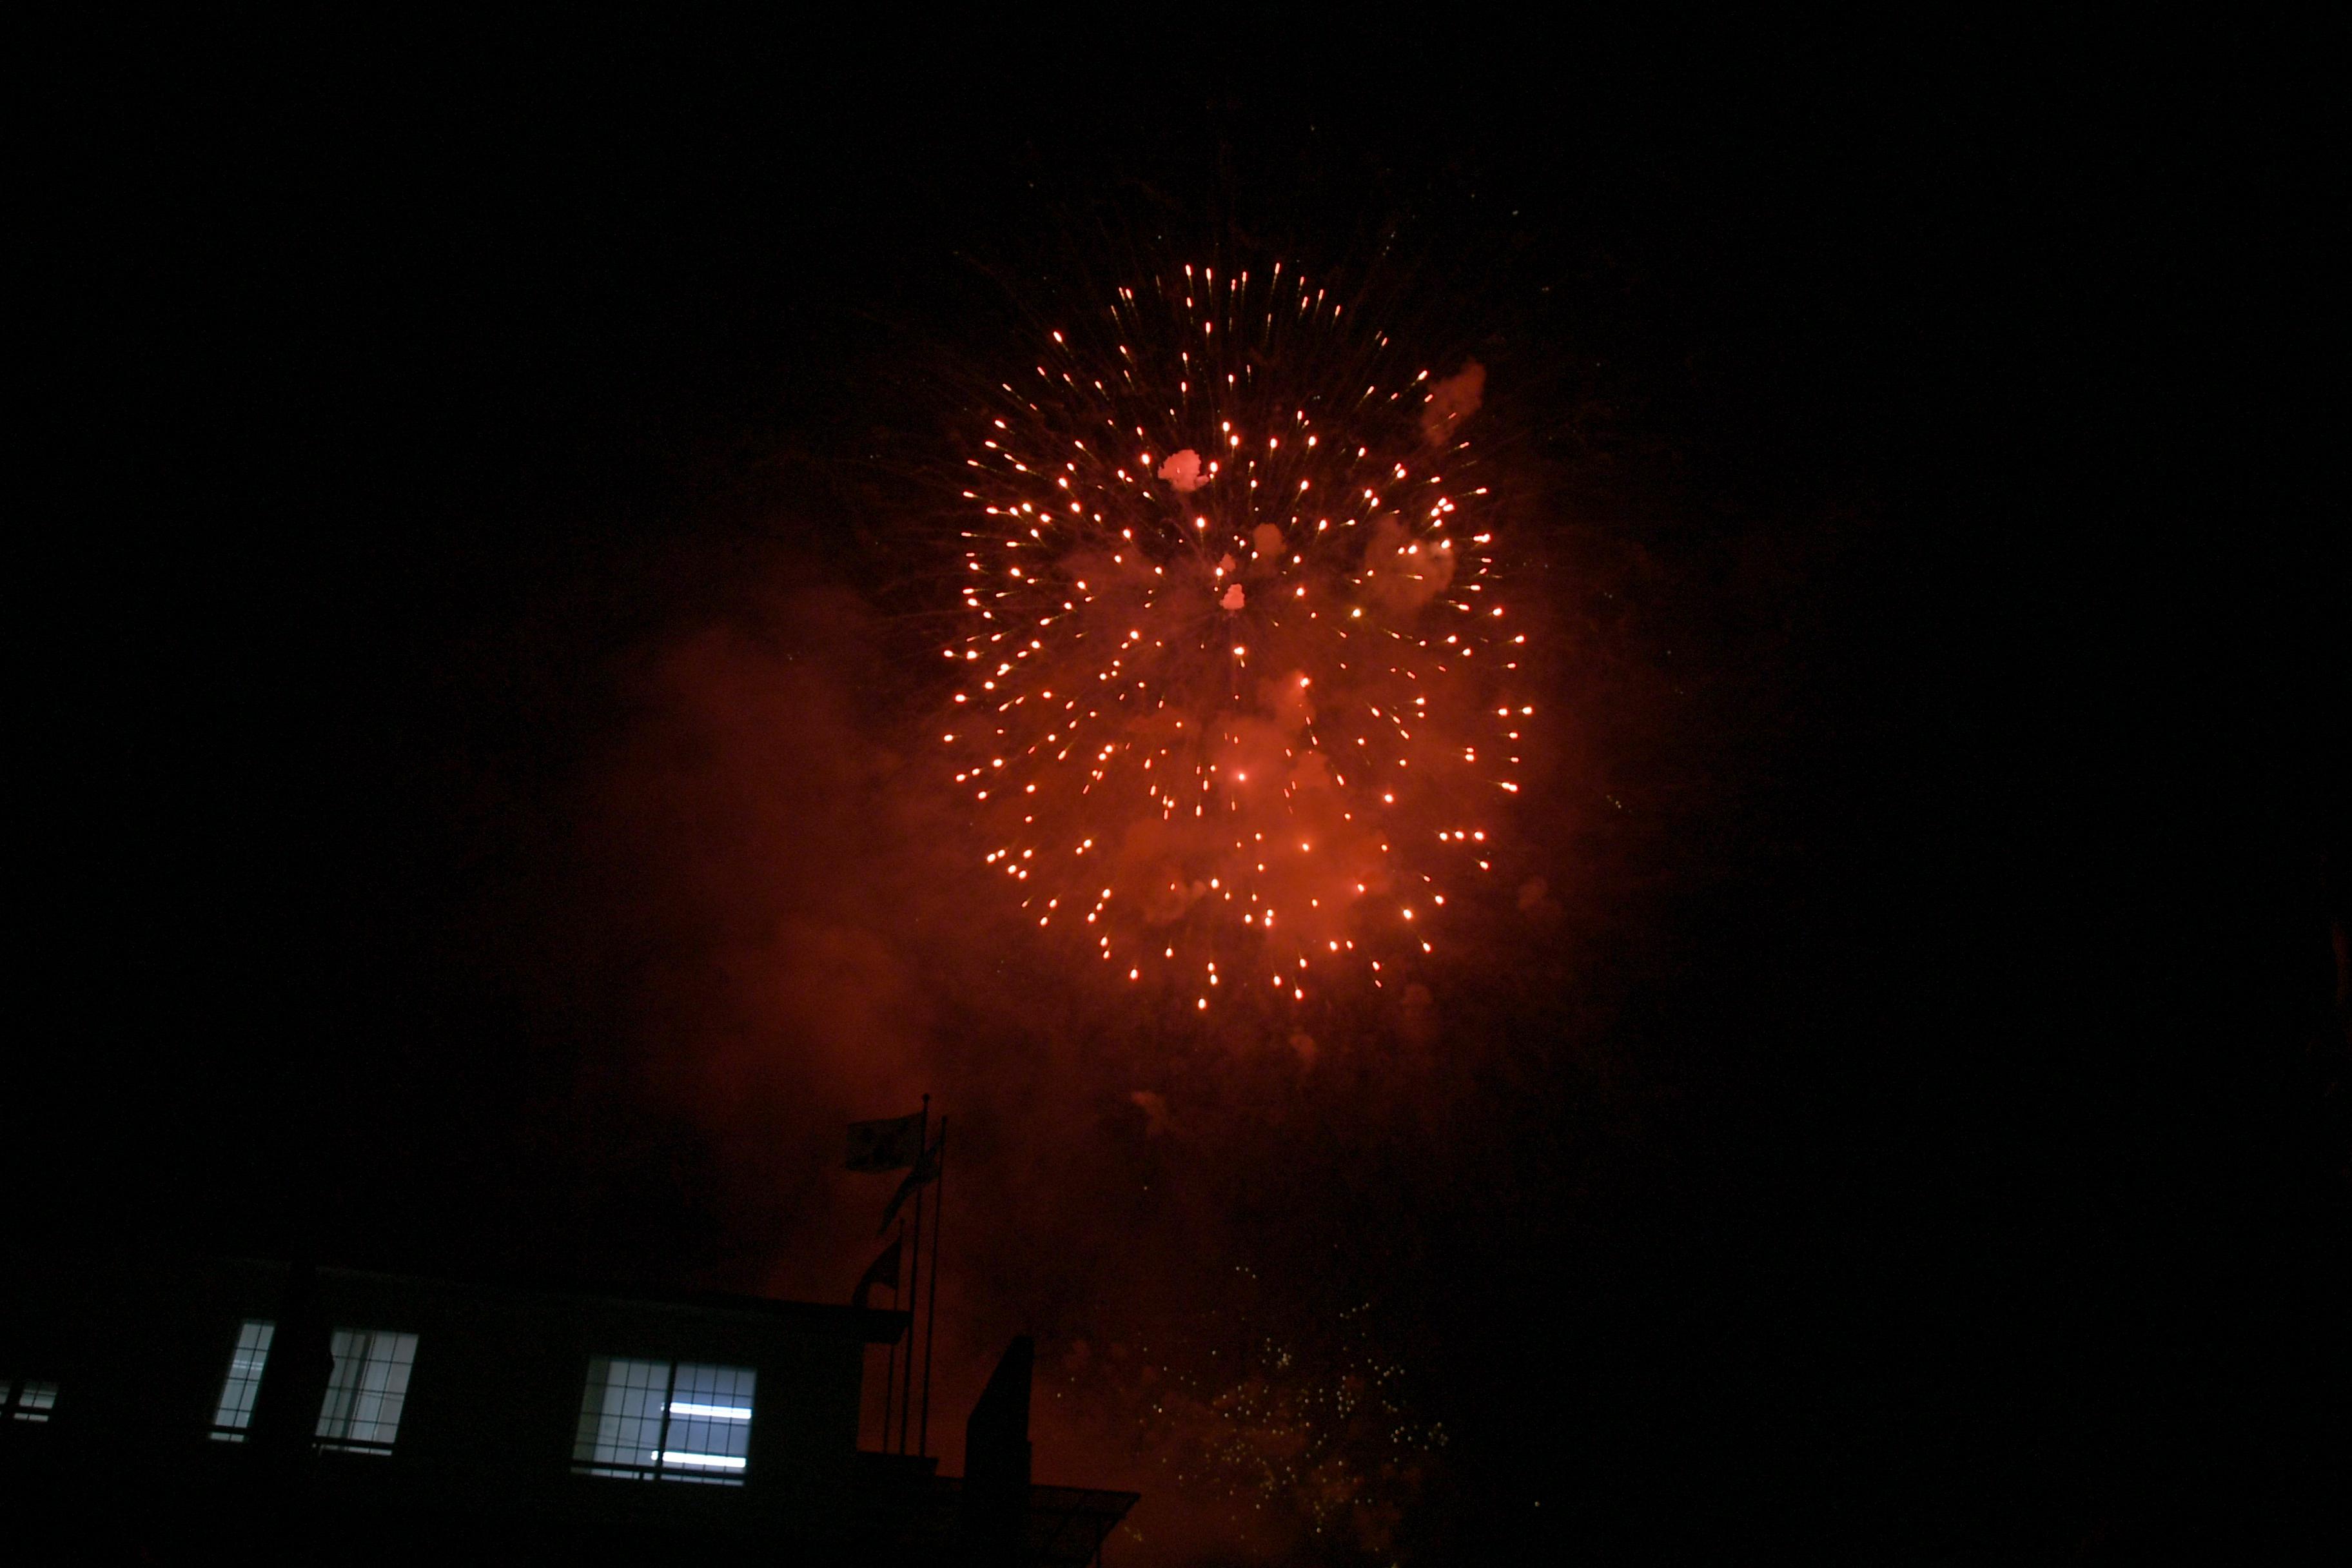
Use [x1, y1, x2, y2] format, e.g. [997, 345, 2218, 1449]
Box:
[210, 1320, 276, 1441]
[314, 1329, 418, 1454]
[573, 1357, 755, 1484]
[5, 1379, 57, 1422]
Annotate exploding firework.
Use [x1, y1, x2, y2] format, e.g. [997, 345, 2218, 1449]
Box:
[942, 262, 1532, 1012]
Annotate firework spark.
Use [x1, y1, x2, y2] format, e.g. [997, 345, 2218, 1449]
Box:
[1048, 1303, 1447, 1562]
[944, 263, 1529, 1010]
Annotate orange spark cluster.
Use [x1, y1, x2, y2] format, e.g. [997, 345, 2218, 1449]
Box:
[943, 262, 1529, 1010]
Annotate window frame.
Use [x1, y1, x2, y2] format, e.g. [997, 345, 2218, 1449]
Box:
[209, 1318, 277, 1442]
[4, 1378, 58, 1423]
[313, 1328, 421, 1455]
[571, 1355, 757, 1486]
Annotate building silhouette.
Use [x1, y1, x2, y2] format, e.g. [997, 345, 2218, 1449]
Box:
[1, 1255, 1134, 1564]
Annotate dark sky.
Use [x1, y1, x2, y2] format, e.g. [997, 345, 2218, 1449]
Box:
[20, 17, 2346, 1563]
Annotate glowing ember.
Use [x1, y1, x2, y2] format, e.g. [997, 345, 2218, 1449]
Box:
[944, 262, 1527, 1007]
[1053, 1304, 1447, 1554]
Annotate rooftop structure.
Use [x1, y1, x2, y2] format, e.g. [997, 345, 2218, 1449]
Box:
[1, 1255, 1133, 1564]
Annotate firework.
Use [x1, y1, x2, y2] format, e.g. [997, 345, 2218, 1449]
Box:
[943, 262, 1530, 1011]
[1054, 1307, 1446, 1558]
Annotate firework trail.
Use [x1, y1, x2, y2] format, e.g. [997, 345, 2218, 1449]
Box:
[943, 262, 1532, 1014]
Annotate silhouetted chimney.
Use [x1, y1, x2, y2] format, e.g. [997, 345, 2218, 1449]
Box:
[961, 1335, 1032, 1567]
[245, 1260, 334, 1464]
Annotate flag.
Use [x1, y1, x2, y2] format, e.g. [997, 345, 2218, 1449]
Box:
[853, 1235, 902, 1309]
[878, 1135, 942, 1234]
[846, 1112, 925, 1173]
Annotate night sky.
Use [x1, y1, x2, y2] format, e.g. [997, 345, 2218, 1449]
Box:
[20, 19, 2346, 1563]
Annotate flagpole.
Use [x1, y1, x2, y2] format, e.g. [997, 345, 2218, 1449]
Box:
[919, 1117, 945, 1458]
[879, 1222, 899, 1451]
[900, 1092, 928, 1455]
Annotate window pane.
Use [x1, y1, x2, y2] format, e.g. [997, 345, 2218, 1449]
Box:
[315, 1329, 418, 1453]
[572, 1357, 670, 1478]
[210, 1320, 276, 1440]
[662, 1363, 754, 1483]
[571, 1358, 754, 1485]
[11, 1380, 57, 1422]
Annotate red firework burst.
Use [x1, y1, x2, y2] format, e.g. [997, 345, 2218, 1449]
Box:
[942, 262, 1531, 1011]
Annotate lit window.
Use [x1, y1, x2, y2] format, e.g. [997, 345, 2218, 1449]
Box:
[6, 1379, 57, 1422]
[314, 1329, 418, 1454]
[572, 1357, 755, 1485]
[211, 1320, 276, 1441]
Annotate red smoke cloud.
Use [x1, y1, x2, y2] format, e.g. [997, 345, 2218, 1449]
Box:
[560, 533, 1595, 1563]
